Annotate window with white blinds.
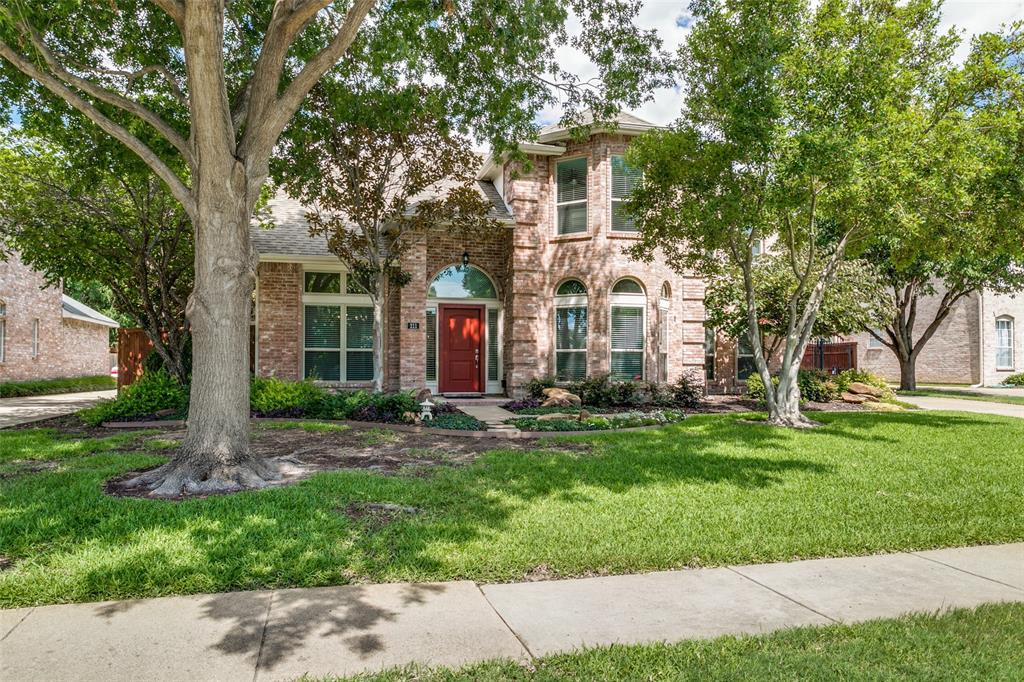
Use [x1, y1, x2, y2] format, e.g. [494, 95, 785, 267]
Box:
[611, 306, 643, 380]
[487, 309, 499, 382]
[996, 317, 1014, 370]
[425, 309, 437, 381]
[303, 304, 375, 382]
[556, 157, 588, 235]
[555, 306, 588, 381]
[611, 155, 641, 232]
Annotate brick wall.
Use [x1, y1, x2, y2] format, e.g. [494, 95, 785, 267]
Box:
[255, 261, 302, 380]
[0, 253, 111, 382]
[502, 134, 706, 396]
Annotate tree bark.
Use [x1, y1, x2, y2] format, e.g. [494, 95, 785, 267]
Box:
[898, 352, 918, 391]
[127, 167, 277, 496]
[371, 271, 388, 393]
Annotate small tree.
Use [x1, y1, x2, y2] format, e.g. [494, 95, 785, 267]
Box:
[705, 254, 892, 361]
[626, 0, 1020, 426]
[277, 85, 500, 391]
[0, 133, 193, 384]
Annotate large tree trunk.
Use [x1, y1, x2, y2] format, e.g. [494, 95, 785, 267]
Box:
[371, 271, 387, 393]
[768, 352, 817, 428]
[128, 169, 278, 496]
[898, 352, 918, 391]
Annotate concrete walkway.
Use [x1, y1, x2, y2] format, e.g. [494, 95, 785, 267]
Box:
[0, 390, 116, 429]
[917, 385, 1024, 398]
[456, 403, 520, 432]
[2, 543, 1020, 681]
[902, 395, 1024, 419]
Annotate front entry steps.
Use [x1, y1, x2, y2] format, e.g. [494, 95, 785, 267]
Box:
[452, 403, 520, 433]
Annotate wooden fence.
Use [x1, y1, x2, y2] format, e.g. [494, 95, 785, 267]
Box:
[801, 341, 858, 374]
[117, 326, 255, 390]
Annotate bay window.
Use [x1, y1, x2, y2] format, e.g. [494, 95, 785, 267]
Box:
[610, 279, 645, 380]
[611, 155, 641, 232]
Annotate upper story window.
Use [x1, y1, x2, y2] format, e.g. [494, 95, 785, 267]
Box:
[752, 239, 765, 257]
[556, 157, 588, 235]
[995, 316, 1014, 370]
[611, 155, 641, 232]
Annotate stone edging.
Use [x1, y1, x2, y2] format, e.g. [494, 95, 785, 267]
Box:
[100, 416, 681, 439]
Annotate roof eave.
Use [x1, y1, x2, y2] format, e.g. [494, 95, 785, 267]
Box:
[536, 122, 657, 144]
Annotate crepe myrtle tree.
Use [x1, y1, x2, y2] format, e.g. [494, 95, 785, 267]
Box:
[625, 0, 1020, 427]
[705, 253, 892, 362]
[0, 131, 194, 385]
[0, 0, 673, 495]
[276, 84, 501, 392]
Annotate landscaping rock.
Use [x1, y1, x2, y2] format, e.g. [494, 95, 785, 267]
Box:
[841, 392, 868, 404]
[536, 412, 572, 422]
[540, 387, 582, 408]
[415, 388, 433, 403]
[578, 409, 591, 421]
[402, 411, 422, 425]
[847, 382, 885, 398]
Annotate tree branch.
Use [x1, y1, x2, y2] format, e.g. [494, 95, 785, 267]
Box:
[0, 40, 196, 218]
[148, 0, 185, 28]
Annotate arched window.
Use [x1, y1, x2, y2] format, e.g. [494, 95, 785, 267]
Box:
[0, 300, 6, 363]
[554, 280, 588, 380]
[427, 265, 498, 300]
[610, 278, 646, 380]
[660, 282, 672, 301]
[996, 316, 1015, 370]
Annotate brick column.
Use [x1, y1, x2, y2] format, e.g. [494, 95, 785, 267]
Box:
[398, 241, 427, 390]
[256, 262, 302, 380]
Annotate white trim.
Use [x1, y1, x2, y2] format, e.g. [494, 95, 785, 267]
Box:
[995, 316, 1014, 371]
[538, 122, 656, 144]
[554, 155, 589, 236]
[427, 300, 504, 395]
[554, 287, 589, 381]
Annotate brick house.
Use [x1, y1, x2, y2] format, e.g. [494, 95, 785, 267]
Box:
[251, 113, 707, 397]
[844, 286, 1023, 386]
[0, 252, 118, 382]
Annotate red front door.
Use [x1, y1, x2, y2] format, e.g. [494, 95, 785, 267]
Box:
[440, 305, 484, 393]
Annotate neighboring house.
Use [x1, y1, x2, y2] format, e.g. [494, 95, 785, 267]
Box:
[251, 112, 707, 397]
[0, 251, 119, 382]
[845, 286, 1024, 386]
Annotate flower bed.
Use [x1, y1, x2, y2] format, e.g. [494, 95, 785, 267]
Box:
[509, 409, 686, 432]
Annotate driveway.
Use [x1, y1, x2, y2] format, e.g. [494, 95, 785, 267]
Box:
[917, 385, 1024, 399]
[0, 390, 116, 429]
[903, 395, 1024, 419]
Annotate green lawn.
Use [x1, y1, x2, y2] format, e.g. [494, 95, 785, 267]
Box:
[329, 603, 1024, 681]
[1, 411, 1023, 607]
[899, 389, 1024, 407]
[0, 374, 115, 398]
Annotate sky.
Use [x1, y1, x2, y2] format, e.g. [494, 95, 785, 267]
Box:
[535, 0, 1024, 127]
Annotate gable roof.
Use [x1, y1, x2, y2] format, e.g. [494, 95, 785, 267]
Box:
[61, 295, 119, 328]
[251, 179, 512, 260]
[536, 111, 658, 143]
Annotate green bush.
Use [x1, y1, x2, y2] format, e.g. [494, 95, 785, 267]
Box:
[0, 374, 115, 398]
[429, 412, 486, 430]
[349, 390, 419, 423]
[80, 369, 188, 426]
[250, 377, 325, 416]
[1003, 373, 1024, 387]
[669, 370, 706, 408]
[836, 369, 893, 398]
[746, 370, 839, 403]
[526, 375, 557, 399]
[511, 408, 687, 432]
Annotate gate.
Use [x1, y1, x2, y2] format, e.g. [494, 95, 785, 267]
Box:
[801, 341, 857, 374]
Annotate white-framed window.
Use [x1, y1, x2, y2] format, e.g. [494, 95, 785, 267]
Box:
[657, 283, 671, 383]
[611, 154, 641, 232]
[610, 278, 646, 380]
[751, 239, 765, 257]
[302, 269, 375, 382]
[868, 330, 884, 349]
[995, 316, 1014, 370]
[704, 326, 716, 381]
[554, 279, 588, 381]
[737, 332, 756, 380]
[556, 157, 588, 235]
[31, 318, 39, 358]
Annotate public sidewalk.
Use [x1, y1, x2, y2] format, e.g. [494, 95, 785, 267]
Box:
[2, 543, 1021, 681]
[0, 390, 115, 429]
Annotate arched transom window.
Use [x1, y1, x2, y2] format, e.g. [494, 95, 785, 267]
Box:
[610, 278, 646, 380]
[428, 265, 498, 300]
[554, 280, 588, 380]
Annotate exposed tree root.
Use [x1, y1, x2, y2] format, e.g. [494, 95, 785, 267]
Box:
[766, 413, 822, 429]
[124, 454, 301, 498]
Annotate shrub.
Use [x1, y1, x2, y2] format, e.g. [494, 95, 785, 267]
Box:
[349, 391, 419, 423]
[250, 377, 325, 417]
[0, 374, 115, 398]
[510, 417, 602, 432]
[501, 397, 542, 412]
[798, 369, 840, 403]
[744, 373, 776, 402]
[668, 370, 705, 408]
[429, 412, 486, 430]
[1002, 373, 1024, 387]
[526, 375, 557, 398]
[80, 369, 188, 426]
[836, 369, 893, 398]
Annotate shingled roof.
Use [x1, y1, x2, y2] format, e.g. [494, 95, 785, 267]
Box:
[251, 179, 512, 259]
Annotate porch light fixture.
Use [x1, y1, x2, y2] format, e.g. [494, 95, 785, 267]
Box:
[461, 250, 470, 268]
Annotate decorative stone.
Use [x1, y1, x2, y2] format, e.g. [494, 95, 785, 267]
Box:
[540, 387, 582, 408]
[847, 382, 885, 398]
[841, 392, 868, 404]
[536, 412, 572, 421]
[415, 388, 433, 403]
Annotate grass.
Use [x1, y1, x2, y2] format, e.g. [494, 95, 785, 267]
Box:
[0, 374, 115, 398]
[327, 603, 1024, 681]
[899, 389, 1024, 407]
[259, 420, 351, 433]
[1, 411, 1023, 607]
